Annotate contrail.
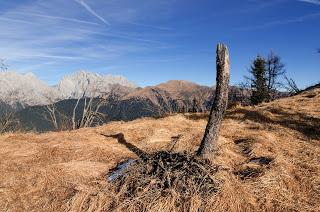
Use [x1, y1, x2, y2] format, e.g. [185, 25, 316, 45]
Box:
[124, 21, 173, 31]
[74, 0, 110, 25]
[8, 12, 99, 25]
[0, 17, 34, 24]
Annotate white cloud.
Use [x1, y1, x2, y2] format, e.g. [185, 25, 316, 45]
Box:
[0, 0, 178, 81]
[235, 12, 320, 31]
[0, 0, 173, 69]
[297, 0, 320, 5]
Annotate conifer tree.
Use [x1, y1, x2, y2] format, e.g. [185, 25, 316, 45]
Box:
[249, 56, 269, 105]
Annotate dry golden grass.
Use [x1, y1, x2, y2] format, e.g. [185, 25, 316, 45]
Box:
[0, 88, 319, 211]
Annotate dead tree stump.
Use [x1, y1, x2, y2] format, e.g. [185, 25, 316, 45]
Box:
[197, 43, 230, 157]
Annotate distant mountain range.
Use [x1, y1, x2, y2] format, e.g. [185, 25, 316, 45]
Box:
[0, 71, 247, 131]
[0, 71, 137, 109]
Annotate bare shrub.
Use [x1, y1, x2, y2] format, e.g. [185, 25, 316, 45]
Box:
[0, 58, 8, 71]
[72, 94, 108, 130]
[0, 111, 20, 133]
[284, 76, 300, 94]
[39, 81, 108, 131]
[266, 51, 286, 99]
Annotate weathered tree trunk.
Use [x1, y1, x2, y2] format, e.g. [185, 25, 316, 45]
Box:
[197, 43, 230, 157]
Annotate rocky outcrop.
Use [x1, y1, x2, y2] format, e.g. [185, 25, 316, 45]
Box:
[0, 71, 136, 109]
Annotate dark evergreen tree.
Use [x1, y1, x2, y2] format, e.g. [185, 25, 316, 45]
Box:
[249, 56, 269, 105]
[191, 97, 198, 113]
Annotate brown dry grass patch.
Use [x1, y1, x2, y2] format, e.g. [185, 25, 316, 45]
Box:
[0, 88, 319, 211]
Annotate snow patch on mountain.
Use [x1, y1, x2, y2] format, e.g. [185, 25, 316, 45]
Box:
[0, 71, 136, 108]
[0, 72, 57, 107]
[57, 71, 137, 99]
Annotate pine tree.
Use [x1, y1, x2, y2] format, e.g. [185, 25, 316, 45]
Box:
[249, 56, 269, 105]
[191, 97, 198, 113]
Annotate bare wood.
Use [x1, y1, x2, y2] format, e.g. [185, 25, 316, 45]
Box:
[72, 97, 81, 130]
[197, 43, 230, 157]
[0, 111, 18, 133]
[72, 83, 108, 130]
[45, 104, 58, 130]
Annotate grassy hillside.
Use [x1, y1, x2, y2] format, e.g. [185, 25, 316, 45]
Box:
[0, 88, 319, 211]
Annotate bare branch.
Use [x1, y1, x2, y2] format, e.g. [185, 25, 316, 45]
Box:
[71, 79, 109, 130]
[0, 111, 19, 133]
[266, 51, 286, 100]
[284, 76, 300, 94]
[0, 59, 8, 71]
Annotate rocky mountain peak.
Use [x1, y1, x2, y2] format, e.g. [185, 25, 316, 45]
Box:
[0, 71, 137, 108]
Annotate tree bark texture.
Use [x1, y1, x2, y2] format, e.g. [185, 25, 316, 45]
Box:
[197, 43, 230, 157]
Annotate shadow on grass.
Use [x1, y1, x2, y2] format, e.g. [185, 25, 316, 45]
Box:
[101, 133, 149, 160]
[226, 107, 320, 140]
[183, 113, 209, 121]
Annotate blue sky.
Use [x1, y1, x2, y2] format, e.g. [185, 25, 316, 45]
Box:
[0, 0, 319, 88]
